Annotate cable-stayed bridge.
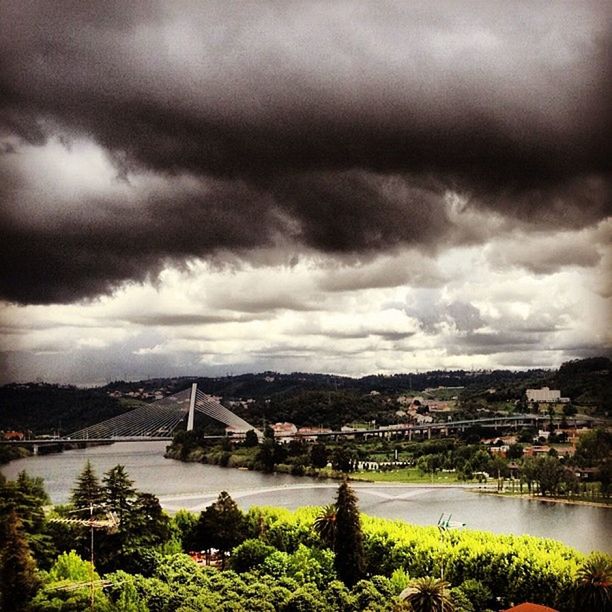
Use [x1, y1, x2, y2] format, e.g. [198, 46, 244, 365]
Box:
[62, 384, 260, 442]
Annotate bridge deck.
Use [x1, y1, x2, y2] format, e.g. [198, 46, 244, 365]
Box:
[2, 413, 575, 445]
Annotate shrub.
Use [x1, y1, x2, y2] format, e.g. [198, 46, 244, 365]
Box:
[231, 539, 277, 572]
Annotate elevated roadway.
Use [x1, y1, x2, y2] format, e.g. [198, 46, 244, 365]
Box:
[2, 413, 596, 447]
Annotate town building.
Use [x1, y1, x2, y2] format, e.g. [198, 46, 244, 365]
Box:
[270, 422, 297, 442]
[525, 387, 569, 403]
[3, 430, 25, 441]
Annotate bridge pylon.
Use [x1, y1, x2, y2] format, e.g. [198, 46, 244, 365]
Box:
[187, 383, 197, 431]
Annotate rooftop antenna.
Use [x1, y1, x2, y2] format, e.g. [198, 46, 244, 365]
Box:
[49, 506, 118, 609]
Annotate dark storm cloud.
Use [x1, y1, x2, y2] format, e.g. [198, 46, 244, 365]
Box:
[0, 175, 289, 303]
[124, 313, 265, 327]
[314, 329, 414, 341]
[0, 0, 610, 304]
[449, 331, 545, 356]
[206, 291, 320, 314]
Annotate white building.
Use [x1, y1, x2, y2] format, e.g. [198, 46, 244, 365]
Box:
[526, 387, 569, 403]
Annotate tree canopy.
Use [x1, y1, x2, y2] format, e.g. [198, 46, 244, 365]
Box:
[333, 480, 364, 587]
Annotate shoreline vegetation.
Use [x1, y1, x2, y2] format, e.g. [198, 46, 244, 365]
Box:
[164, 429, 612, 510]
[2, 464, 610, 611]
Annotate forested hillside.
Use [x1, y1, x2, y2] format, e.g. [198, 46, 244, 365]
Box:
[1, 358, 609, 436]
[550, 357, 611, 411]
[0, 384, 129, 435]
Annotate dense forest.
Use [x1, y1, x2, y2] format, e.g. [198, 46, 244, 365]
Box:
[1, 465, 610, 611]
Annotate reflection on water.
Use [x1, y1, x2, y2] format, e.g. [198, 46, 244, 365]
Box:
[2, 441, 610, 554]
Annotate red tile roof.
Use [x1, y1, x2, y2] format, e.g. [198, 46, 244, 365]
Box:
[504, 604, 559, 612]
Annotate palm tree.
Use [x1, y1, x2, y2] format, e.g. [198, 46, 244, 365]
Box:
[399, 576, 455, 612]
[313, 503, 336, 548]
[574, 553, 611, 612]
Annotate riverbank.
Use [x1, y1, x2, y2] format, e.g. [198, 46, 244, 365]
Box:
[0, 444, 31, 465]
[478, 489, 612, 509]
[168, 455, 611, 506]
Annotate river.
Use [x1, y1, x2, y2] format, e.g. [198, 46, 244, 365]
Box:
[2, 441, 610, 554]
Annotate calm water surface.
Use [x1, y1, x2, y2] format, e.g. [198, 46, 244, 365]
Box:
[2, 442, 610, 554]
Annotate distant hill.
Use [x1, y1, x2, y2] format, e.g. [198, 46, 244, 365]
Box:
[549, 357, 611, 411]
[1, 357, 609, 435]
[0, 383, 128, 435]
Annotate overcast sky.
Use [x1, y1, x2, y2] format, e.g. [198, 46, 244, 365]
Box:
[0, 1, 610, 385]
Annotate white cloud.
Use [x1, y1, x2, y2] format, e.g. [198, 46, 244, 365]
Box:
[1, 228, 609, 384]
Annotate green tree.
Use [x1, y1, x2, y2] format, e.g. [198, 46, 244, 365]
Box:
[399, 576, 455, 612]
[109, 573, 148, 612]
[68, 462, 111, 569]
[230, 538, 276, 572]
[331, 447, 355, 473]
[172, 509, 198, 551]
[0, 508, 40, 611]
[0, 471, 54, 567]
[601, 461, 611, 497]
[70, 461, 104, 514]
[520, 456, 539, 493]
[563, 403, 577, 416]
[96, 465, 138, 572]
[333, 480, 364, 587]
[517, 428, 537, 443]
[310, 443, 328, 469]
[453, 579, 492, 611]
[128, 492, 171, 547]
[102, 465, 135, 522]
[193, 491, 247, 568]
[507, 444, 524, 460]
[574, 428, 612, 468]
[244, 429, 259, 447]
[31, 551, 112, 612]
[534, 455, 565, 496]
[257, 438, 277, 472]
[488, 454, 509, 479]
[573, 553, 612, 612]
[96, 489, 170, 574]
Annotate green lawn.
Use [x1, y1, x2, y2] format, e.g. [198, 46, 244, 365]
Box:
[351, 467, 462, 484]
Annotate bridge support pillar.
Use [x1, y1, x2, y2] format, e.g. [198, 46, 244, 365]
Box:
[187, 383, 197, 431]
[32, 444, 38, 456]
[427, 428, 431, 439]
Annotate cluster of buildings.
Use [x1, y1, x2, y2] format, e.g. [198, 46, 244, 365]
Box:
[243, 420, 438, 443]
[2, 430, 25, 441]
[107, 387, 170, 401]
[394, 394, 455, 425]
[484, 423, 592, 460]
[264, 422, 332, 442]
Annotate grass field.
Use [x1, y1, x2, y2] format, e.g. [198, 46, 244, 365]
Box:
[351, 467, 462, 484]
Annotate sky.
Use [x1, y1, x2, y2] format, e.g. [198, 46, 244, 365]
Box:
[0, 1, 610, 385]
